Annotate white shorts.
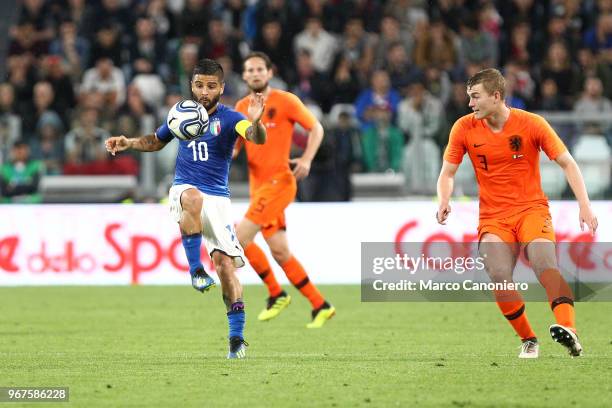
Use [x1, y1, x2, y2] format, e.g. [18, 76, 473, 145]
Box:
[169, 184, 245, 268]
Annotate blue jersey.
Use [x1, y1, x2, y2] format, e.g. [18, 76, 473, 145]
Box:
[156, 104, 249, 197]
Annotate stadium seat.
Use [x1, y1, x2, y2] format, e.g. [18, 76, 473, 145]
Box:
[453, 158, 479, 197]
[539, 151, 567, 198]
[350, 172, 406, 197]
[327, 103, 358, 127]
[402, 139, 441, 194]
[305, 103, 324, 121]
[40, 175, 138, 203]
[572, 134, 611, 198]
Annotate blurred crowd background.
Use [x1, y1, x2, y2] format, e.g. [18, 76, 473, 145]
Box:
[1, 0, 611, 203]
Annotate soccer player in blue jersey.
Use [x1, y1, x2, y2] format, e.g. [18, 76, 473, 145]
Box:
[105, 59, 266, 359]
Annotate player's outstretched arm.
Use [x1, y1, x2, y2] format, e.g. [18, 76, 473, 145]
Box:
[436, 160, 459, 225]
[555, 151, 598, 235]
[105, 134, 167, 155]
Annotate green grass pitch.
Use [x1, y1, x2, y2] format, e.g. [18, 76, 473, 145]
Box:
[1, 285, 611, 407]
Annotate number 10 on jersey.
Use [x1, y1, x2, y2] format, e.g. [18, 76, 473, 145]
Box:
[188, 140, 208, 161]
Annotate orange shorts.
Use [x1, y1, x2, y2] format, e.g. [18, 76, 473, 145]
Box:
[246, 172, 296, 238]
[478, 207, 555, 243]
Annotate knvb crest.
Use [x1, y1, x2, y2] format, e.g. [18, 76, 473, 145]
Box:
[267, 107, 276, 120]
[509, 135, 522, 151]
[210, 119, 221, 136]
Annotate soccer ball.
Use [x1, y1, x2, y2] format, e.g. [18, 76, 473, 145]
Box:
[166, 100, 209, 141]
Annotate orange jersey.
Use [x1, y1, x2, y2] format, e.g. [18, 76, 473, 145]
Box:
[235, 89, 317, 187]
[444, 108, 567, 219]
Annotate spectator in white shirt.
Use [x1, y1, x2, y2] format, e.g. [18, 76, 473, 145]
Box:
[80, 57, 126, 110]
[293, 16, 339, 74]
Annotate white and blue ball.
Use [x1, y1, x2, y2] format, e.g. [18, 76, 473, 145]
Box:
[166, 100, 209, 141]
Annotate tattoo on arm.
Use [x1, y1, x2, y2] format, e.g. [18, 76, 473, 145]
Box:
[246, 122, 266, 144]
[133, 134, 166, 152]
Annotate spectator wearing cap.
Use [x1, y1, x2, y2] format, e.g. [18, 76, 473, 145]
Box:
[355, 69, 401, 131]
[0, 140, 44, 203]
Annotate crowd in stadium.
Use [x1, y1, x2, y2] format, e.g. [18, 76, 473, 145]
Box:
[1, 0, 612, 202]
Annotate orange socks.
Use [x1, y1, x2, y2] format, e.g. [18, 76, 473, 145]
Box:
[281, 256, 325, 309]
[539, 268, 576, 330]
[244, 242, 282, 298]
[245, 243, 325, 309]
[494, 290, 536, 341]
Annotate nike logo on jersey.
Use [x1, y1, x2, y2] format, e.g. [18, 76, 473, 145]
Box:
[513, 154, 524, 159]
[473, 143, 485, 148]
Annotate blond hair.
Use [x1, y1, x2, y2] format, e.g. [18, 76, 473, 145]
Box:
[466, 68, 506, 99]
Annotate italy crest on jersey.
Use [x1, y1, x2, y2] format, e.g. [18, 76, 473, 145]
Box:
[210, 119, 221, 136]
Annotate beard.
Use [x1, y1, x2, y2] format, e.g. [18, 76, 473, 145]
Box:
[194, 93, 221, 111]
[250, 80, 268, 93]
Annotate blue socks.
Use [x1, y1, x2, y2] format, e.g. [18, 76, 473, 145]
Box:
[227, 302, 245, 339]
[182, 233, 202, 275]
